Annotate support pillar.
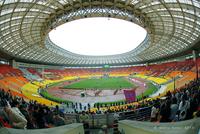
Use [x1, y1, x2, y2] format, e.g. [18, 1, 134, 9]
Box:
[192, 50, 198, 79]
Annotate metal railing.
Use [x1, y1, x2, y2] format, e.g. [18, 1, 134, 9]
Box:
[119, 106, 152, 121]
[63, 106, 152, 129]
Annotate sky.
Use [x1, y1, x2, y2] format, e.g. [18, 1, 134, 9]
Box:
[49, 17, 147, 56]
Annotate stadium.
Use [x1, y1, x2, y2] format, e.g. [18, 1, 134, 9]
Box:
[0, 0, 200, 134]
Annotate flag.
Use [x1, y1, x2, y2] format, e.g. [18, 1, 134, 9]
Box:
[124, 88, 136, 102]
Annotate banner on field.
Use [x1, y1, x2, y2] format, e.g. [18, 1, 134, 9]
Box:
[123, 88, 136, 102]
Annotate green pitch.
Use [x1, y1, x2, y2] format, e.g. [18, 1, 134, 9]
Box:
[62, 77, 135, 89]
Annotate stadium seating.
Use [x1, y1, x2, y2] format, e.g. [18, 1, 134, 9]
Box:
[27, 68, 42, 78]
[0, 58, 197, 107]
[0, 59, 199, 134]
[19, 68, 42, 81]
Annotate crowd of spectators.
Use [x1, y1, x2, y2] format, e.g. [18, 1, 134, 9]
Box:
[0, 89, 66, 129]
[150, 78, 200, 122]
[0, 78, 200, 130]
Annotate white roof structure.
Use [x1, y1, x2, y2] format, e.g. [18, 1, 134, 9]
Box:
[0, 0, 200, 66]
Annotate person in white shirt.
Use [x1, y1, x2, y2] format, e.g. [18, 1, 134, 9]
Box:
[113, 112, 120, 121]
[178, 97, 190, 121]
[150, 104, 158, 122]
[4, 101, 27, 129]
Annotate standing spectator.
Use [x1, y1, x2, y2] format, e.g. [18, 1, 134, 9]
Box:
[150, 104, 158, 122]
[175, 91, 181, 104]
[32, 106, 45, 128]
[79, 111, 89, 129]
[113, 112, 120, 121]
[187, 94, 199, 119]
[178, 96, 190, 121]
[159, 100, 171, 122]
[19, 104, 35, 129]
[169, 98, 178, 122]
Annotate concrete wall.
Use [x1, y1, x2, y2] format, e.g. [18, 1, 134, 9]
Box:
[0, 123, 84, 134]
[119, 118, 200, 134]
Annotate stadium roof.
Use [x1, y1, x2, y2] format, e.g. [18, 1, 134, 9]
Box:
[0, 0, 200, 66]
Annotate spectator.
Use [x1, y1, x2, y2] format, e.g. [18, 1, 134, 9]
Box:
[79, 111, 89, 129]
[169, 98, 178, 122]
[150, 104, 158, 122]
[3, 101, 27, 129]
[52, 113, 65, 126]
[19, 104, 35, 129]
[159, 100, 171, 122]
[178, 96, 190, 121]
[32, 105, 45, 128]
[113, 112, 120, 121]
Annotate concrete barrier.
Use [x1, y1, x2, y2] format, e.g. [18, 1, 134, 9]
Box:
[119, 118, 200, 134]
[0, 123, 84, 134]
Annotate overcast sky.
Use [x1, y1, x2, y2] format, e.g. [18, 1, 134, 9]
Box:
[49, 17, 147, 56]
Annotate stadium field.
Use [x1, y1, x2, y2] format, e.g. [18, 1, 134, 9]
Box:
[62, 77, 135, 89]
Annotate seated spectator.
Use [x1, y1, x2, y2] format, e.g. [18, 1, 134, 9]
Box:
[52, 113, 65, 127]
[3, 101, 27, 129]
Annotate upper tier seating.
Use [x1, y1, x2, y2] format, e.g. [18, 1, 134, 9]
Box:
[27, 68, 42, 78]
[19, 68, 42, 81]
[0, 64, 22, 78]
